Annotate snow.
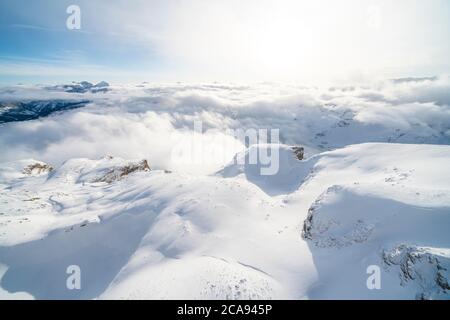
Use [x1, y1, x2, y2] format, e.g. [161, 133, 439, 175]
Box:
[0, 79, 449, 299]
[218, 144, 315, 196]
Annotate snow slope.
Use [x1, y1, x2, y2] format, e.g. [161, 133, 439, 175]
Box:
[0, 143, 449, 299]
[0, 79, 449, 299]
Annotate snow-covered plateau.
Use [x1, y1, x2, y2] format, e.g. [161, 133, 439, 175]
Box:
[0, 78, 449, 299]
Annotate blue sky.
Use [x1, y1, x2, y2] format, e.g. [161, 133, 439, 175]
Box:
[1, 0, 450, 84]
[0, 0, 166, 84]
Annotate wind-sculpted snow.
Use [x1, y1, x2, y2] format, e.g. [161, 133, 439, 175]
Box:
[0, 79, 450, 299]
[0, 142, 449, 299]
[302, 186, 450, 299]
[218, 144, 317, 196]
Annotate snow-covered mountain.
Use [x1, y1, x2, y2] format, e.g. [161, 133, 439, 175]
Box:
[47, 81, 110, 94]
[0, 81, 110, 124]
[0, 100, 90, 124]
[0, 78, 449, 299]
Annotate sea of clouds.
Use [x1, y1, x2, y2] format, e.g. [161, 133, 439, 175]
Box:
[0, 76, 449, 175]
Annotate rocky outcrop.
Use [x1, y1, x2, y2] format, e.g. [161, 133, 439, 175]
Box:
[301, 185, 376, 248]
[292, 146, 304, 160]
[383, 244, 450, 299]
[93, 159, 150, 183]
[22, 162, 54, 175]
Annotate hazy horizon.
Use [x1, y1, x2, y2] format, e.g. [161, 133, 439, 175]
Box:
[1, 0, 450, 85]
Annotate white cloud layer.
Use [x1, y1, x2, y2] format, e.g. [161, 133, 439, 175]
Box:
[1, 77, 450, 174]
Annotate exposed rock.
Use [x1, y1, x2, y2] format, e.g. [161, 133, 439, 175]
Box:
[22, 162, 54, 175]
[383, 244, 450, 299]
[301, 185, 374, 248]
[23, 197, 40, 202]
[292, 146, 304, 160]
[93, 160, 151, 183]
[301, 208, 314, 241]
[302, 185, 343, 241]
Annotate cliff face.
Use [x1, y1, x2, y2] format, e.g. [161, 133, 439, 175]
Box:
[383, 245, 450, 300]
[302, 172, 450, 299]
